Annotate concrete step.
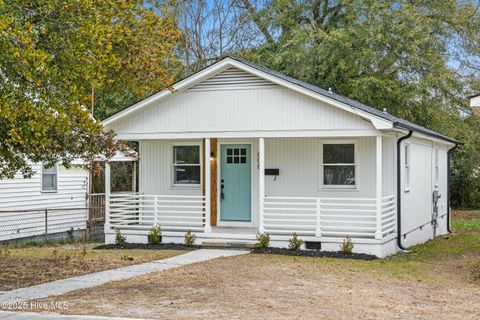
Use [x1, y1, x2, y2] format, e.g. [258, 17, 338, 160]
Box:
[202, 240, 256, 249]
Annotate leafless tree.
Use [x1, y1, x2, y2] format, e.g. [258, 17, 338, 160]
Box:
[173, 0, 259, 76]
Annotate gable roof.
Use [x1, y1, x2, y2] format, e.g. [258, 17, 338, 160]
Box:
[103, 56, 460, 145]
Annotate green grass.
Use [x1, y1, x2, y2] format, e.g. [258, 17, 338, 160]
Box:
[258, 210, 480, 283]
[452, 220, 480, 229]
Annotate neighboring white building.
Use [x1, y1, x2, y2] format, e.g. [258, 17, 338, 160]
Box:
[470, 93, 480, 114]
[0, 163, 88, 209]
[0, 163, 89, 241]
[102, 57, 460, 257]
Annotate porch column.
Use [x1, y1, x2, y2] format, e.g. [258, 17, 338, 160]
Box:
[204, 138, 212, 233]
[104, 161, 111, 232]
[259, 137, 265, 233]
[375, 136, 383, 239]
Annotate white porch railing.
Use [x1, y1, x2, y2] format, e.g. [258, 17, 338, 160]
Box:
[381, 195, 396, 237]
[108, 193, 205, 233]
[263, 195, 396, 239]
[107, 193, 396, 240]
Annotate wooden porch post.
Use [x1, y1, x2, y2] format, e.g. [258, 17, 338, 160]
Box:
[375, 136, 383, 240]
[204, 138, 212, 233]
[104, 161, 111, 233]
[259, 137, 265, 233]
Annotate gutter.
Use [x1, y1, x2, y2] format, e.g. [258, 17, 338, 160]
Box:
[396, 130, 413, 250]
[447, 145, 459, 233]
[393, 122, 460, 145]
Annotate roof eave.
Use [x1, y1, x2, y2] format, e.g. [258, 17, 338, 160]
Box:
[392, 122, 462, 145]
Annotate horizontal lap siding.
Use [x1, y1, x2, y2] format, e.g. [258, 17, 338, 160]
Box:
[0, 164, 88, 240]
[0, 164, 88, 209]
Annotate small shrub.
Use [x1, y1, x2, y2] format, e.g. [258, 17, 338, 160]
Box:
[148, 225, 162, 245]
[184, 230, 196, 247]
[121, 255, 134, 261]
[115, 227, 126, 246]
[81, 245, 87, 259]
[340, 236, 353, 255]
[472, 263, 480, 282]
[288, 232, 304, 251]
[26, 240, 39, 247]
[255, 232, 270, 249]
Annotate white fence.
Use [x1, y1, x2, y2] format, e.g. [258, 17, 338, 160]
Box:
[108, 193, 205, 233]
[0, 208, 87, 242]
[108, 193, 396, 240]
[263, 195, 396, 239]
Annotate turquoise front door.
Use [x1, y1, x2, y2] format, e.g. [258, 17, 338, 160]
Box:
[220, 144, 251, 221]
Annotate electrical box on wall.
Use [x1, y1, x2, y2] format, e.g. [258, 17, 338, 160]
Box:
[265, 169, 279, 176]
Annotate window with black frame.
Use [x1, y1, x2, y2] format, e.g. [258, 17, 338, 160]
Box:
[322, 143, 355, 187]
[172, 145, 201, 185]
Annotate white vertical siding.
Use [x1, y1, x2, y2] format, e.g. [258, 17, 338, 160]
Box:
[139, 140, 203, 196]
[382, 136, 395, 196]
[109, 87, 375, 135]
[265, 137, 377, 198]
[0, 164, 88, 209]
[400, 138, 449, 235]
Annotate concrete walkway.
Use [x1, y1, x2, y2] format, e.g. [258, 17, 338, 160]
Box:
[0, 310, 144, 320]
[0, 249, 248, 305]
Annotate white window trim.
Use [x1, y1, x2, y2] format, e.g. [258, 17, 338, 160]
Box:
[434, 148, 439, 188]
[170, 142, 203, 189]
[404, 143, 410, 192]
[41, 163, 58, 193]
[319, 140, 358, 190]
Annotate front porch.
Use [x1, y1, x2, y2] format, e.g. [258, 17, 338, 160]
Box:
[105, 136, 398, 257]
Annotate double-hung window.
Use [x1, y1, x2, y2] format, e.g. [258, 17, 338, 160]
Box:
[42, 164, 58, 192]
[322, 143, 356, 188]
[172, 145, 201, 186]
[404, 144, 410, 191]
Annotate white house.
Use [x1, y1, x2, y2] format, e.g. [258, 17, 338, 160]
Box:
[470, 93, 480, 114]
[102, 57, 460, 257]
[0, 162, 89, 241]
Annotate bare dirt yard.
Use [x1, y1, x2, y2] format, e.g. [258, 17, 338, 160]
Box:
[29, 211, 480, 320]
[0, 244, 185, 291]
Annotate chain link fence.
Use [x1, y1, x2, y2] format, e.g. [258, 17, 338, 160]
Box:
[0, 206, 104, 245]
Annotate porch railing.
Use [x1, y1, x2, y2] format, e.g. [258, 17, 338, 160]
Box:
[108, 193, 205, 232]
[107, 193, 396, 240]
[263, 195, 396, 239]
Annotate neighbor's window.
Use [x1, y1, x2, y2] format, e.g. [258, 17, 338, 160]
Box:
[434, 148, 439, 187]
[404, 144, 410, 191]
[172, 145, 201, 185]
[42, 164, 58, 192]
[322, 143, 355, 187]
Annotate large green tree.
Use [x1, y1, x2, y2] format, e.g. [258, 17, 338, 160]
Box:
[0, 0, 180, 178]
[236, 0, 480, 207]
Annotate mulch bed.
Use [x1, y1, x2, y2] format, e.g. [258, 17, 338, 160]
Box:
[97, 243, 377, 260]
[252, 247, 377, 260]
[95, 243, 200, 251]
